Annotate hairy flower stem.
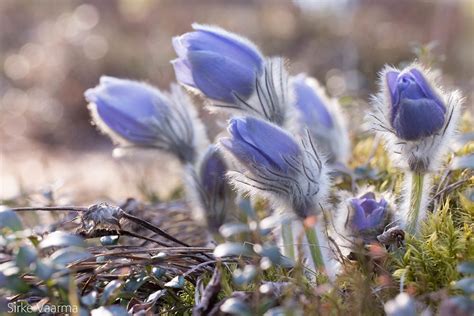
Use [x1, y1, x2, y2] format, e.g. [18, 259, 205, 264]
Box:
[406, 172, 425, 235]
[282, 222, 295, 260]
[304, 225, 325, 271]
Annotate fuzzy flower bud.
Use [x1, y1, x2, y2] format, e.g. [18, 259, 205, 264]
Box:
[221, 117, 329, 219]
[172, 23, 264, 104]
[185, 145, 234, 234]
[292, 73, 350, 164]
[368, 63, 462, 172]
[85, 76, 207, 164]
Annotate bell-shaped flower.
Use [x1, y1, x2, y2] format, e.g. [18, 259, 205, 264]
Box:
[172, 23, 264, 104]
[368, 63, 462, 172]
[333, 190, 392, 256]
[185, 145, 234, 234]
[292, 73, 350, 164]
[349, 192, 388, 233]
[221, 116, 329, 219]
[173, 24, 293, 127]
[85, 76, 207, 164]
[387, 68, 446, 141]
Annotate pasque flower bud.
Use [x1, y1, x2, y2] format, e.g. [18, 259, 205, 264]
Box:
[85, 76, 207, 164]
[368, 63, 462, 172]
[221, 116, 329, 219]
[172, 23, 264, 104]
[292, 73, 350, 164]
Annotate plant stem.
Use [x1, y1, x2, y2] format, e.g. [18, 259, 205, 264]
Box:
[304, 225, 325, 270]
[281, 222, 295, 260]
[406, 172, 425, 235]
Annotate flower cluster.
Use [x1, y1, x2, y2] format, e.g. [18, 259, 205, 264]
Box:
[84, 23, 465, 281]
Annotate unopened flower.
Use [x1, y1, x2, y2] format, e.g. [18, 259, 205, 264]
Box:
[292, 73, 350, 164]
[85, 76, 207, 164]
[185, 145, 234, 233]
[220, 117, 329, 219]
[368, 63, 462, 172]
[173, 24, 293, 127]
[172, 23, 264, 104]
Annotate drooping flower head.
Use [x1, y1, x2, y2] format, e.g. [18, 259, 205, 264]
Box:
[292, 73, 350, 164]
[368, 63, 462, 172]
[172, 23, 264, 104]
[220, 116, 329, 219]
[173, 24, 293, 127]
[185, 145, 234, 233]
[85, 76, 207, 164]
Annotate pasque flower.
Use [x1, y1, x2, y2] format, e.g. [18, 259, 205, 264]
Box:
[85, 76, 207, 164]
[368, 63, 461, 172]
[333, 190, 391, 256]
[221, 116, 332, 271]
[172, 23, 264, 104]
[292, 73, 350, 164]
[185, 145, 234, 234]
[349, 192, 388, 233]
[368, 63, 462, 235]
[220, 117, 329, 219]
[173, 24, 292, 127]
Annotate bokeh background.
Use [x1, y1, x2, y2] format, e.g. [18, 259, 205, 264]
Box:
[1, 0, 473, 204]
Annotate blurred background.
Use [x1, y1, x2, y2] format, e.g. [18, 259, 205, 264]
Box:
[1, 0, 473, 204]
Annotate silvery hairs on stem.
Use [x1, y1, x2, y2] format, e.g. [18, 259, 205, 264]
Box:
[86, 77, 208, 165]
[183, 144, 235, 235]
[220, 116, 331, 220]
[367, 62, 463, 173]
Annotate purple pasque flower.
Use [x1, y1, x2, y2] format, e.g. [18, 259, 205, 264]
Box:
[85, 76, 170, 146]
[221, 117, 329, 219]
[172, 23, 264, 104]
[291, 73, 350, 164]
[293, 74, 333, 129]
[387, 68, 446, 141]
[186, 145, 233, 233]
[85, 76, 203, 163]
[221, 117, 301, 174]
[349, 192, 388, 232]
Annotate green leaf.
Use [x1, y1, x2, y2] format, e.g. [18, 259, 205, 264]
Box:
[91, 305, 128, 316]
[0, 207, 23, 232]
[214, 243, 253, 258]
[164, 275, 184, 288]
[15, 245, 37, 269]
[39, 232, 85, 249]
[99, 280, 123, 305]
[50, 246, 92, 266]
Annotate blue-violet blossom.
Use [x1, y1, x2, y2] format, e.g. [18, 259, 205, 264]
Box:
[292, 73, 350, 164]
[172, 23, 264, 104]
[185, 145, 234, 233]
[85, 76, 207, 164]
[221, 116, 329, 219]
[368, 63, 462, 172]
